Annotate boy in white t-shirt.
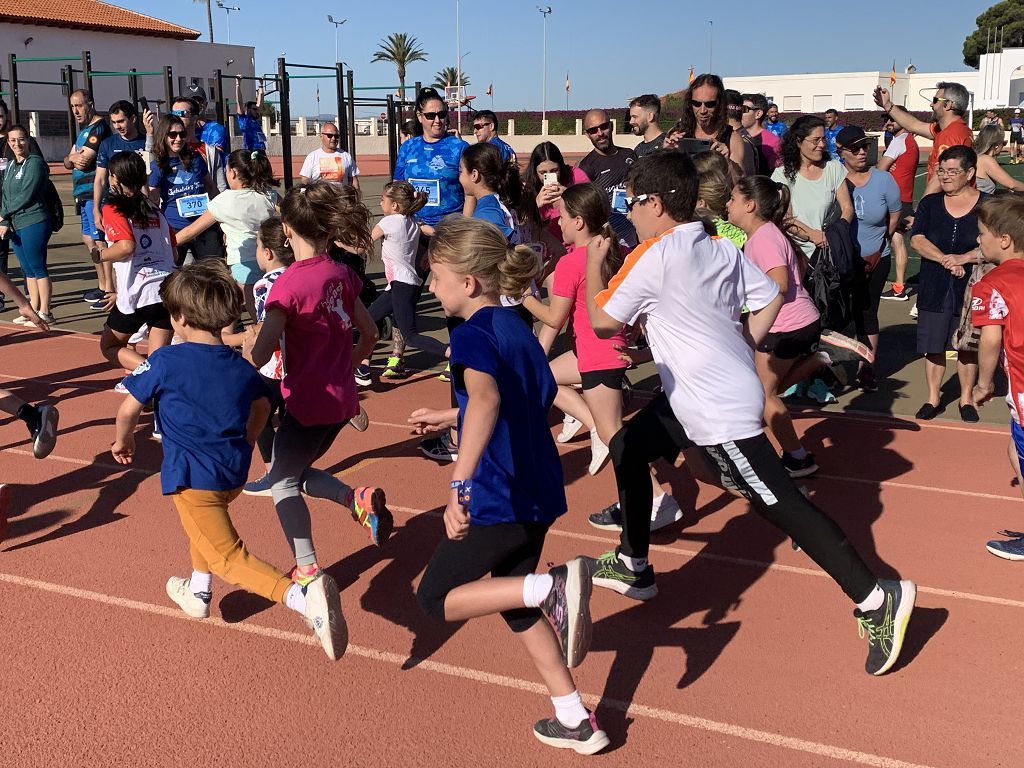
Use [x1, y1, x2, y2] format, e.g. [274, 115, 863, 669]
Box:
[583, 151, 916, 677]
[298, 123, 360, 194]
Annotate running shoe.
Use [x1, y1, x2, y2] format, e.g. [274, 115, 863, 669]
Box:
[166, 576, 211, 619]
[302, 572, 348, 661]
[243, 473, 274, 496]
[532, 712, 610, 755]
[351, 486, 393, 547]
[438, 363, 452, 383]
[31, 405, 58, 459]
[819, 329, 875, 364]
[541, 558, 593, 668]
[557, 414, 584, 443]
[11, 315, 32, 326]
[83, 288, 105, 302]
[89, 298, 109, 311]
[37, 312, 56, 326]
[781, 451, 819, 478]
[856, 365, 879, 393]
[806, 380, 837, 404]
[909, 303, 918, 320]
[854, 579, 916, 676]
[588, 429, 610, 476]
[420, 432, 458, 462]
[114, 380, 129, 395]
[589, 550, 658, 601]
[380, 356, 409, 380]
[880, 284, 910, 301]
[650, 494, 683, 531]
[986, 536, 1024, 560]
[354, 364, 373, 387]
[588, 502, 623, 530]
[350, 406, 369, 432]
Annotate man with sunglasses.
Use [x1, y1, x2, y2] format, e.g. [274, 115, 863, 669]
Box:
[873, 81, 972, 195]
[299, 122, 360, 194]
[741, 93, 781, 170]
[628, 95, 665, 158]
[471, 109, 516, 165]
[578, 109, 638, 249]
[877, 114, 919, 302]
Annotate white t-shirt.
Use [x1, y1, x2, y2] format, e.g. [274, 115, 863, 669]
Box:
[207, 188, 277, 266]
[883, 132, 910, 161]
[771, 159, 847, 260]
[102, 207, 177, 315]
[378, 213, 422, 287]
[299, 149, 360, 186]
[597, 221, 780, 446]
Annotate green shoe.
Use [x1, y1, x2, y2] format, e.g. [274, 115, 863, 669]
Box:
[438, 363, 452, 383]
[381, 355, 409, 380]
[589, 550, 658, 601]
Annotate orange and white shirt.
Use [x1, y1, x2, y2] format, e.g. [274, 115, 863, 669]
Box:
[597, 221, 779, 446]
[299, 148, 359, 186]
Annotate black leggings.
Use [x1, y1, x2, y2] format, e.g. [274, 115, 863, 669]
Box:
[613, 394, 876, 603]
[368, 281, 449, 359]
[417, 521, 549, 632]
[852, 254, 891, 337]
[257, 375, 286, 464]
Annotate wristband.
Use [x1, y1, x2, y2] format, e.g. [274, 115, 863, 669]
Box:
[450, 479, 472, 507]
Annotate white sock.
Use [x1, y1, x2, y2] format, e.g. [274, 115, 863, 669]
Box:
[522, 573, 554, 608]
[284, 583, 307, 614]
[788, 447, 808, 460]
[856, 584, 885, 613]
[551, 690, 588, 728]
[618, 552, 647, 572]
[652, 491, 666, 509]
[190, 571, 212, 595]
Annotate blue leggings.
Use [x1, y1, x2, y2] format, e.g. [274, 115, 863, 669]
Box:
[10, 220, 52, 279]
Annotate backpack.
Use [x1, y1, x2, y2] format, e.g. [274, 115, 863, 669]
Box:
[803, 241, 850, 331]
[44, 180, 64, 232]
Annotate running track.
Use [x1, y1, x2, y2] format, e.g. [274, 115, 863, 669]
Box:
[1, 324, 1020, 767]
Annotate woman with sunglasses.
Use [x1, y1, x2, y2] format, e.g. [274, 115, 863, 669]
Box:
[676, 73, 754, 180]
[148, 115, 221, 265]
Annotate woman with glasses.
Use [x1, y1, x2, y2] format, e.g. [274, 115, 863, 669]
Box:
[972, 124, 1024, 195]
[148, 115, 221, 265]
[836, 127, 902, 392]
[909, 146, 986, 421]
[676, 73, 754, 180]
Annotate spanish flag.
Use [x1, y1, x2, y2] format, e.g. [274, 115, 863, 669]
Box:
[689, 67, 695, 85]
[566, 72, 570, 93]
[889, 61, 897, 87]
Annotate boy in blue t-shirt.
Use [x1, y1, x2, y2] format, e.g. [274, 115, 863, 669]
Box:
[110, 261, 347, 661]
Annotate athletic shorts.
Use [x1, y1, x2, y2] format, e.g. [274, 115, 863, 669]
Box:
[757, 319, 821, 360]
[230, 260, 262, 285]
[580, 367, 627, 391]
[77, 199, 104, 242]
[107, 302, 172, 335]
[1012, 419, 1024, 467]
[1011, 132, 1023, 146]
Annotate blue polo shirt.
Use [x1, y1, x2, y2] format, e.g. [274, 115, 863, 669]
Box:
[450, 305, 566, 526]
[123, 344, 269, 495]
[393, 134, 468, 226]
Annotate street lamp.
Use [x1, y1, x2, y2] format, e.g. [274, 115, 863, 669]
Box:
[537, 6, 552, 124]
[327, 15, 347, 65]
[215, 1, 240, 45]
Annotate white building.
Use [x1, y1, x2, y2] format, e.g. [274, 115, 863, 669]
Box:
[1, 0, 256, 157]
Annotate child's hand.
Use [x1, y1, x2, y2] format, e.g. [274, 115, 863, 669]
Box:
[111, 435, 136, 465]
[240, 326, 258, 362]
[98, 291, 117, 312]
[973, 382, 995, 407]
[443, 494, 470, 540]
[587, 233, 612, 265]
[614, 343, 648, 366]
[408, 408, 453, 434]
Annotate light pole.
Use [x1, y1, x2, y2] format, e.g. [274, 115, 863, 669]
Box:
[327, 15, 347, 65]
[216, 1, 240, 45]
[537, 6, 551, 124]
[708, 20, 713, 73]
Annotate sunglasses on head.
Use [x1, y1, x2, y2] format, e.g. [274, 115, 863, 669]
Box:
[692, 100, 717, 109]
[585, 121, 612, 135]
[167, 130, 186, 138]
[421, 109, 449, 121]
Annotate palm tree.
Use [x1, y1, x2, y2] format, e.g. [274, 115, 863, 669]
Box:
[371, 33, 428, 100]
[193, 0, 214, 43]
[432, 67, 470, 91]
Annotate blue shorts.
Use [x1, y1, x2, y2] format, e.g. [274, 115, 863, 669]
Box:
[1012, 419, 1024, 467]
[78, 199, 104, 242]
[230, 260, 263, 285]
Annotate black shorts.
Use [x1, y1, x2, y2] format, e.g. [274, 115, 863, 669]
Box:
[107, 302, 172, 335]
[580, 367, 626, 391]
[757, 319, 821, 359]
[1011, 132, 1023, 146]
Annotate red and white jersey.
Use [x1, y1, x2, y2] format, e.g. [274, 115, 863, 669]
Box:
[103, 205, 177, 314]
[972, 259, 1024, 423]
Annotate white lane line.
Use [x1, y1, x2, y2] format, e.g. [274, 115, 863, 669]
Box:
[0, 571, 936, 768]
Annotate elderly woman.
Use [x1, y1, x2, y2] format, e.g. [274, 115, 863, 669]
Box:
[0, 125, 54, 324]
[973, 124, 1024, 194]
[675, 73, 754, 179]
[909, 145, 986, 422]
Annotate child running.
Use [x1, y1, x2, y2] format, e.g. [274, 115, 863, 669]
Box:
[409, 217, 607, 754]
[584, 151, 915, 676]
[969, 196, 1024, 559]
[173, 149, 279, 320]
[111, 261, 347, 660]
[460, 141, 522, 242]
[727, 175, 824, 477]
[93, 152, 176, 397]
[248, 181, 392, 592]
[359, 181, 448, 382]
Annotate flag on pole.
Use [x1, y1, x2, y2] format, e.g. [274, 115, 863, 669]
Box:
[486, 83, 493, 97]
[889, 60, 897, 87]
[315, 85, 320, 104]
[566, 72, 570, 93]
[688, 67, 695, 85]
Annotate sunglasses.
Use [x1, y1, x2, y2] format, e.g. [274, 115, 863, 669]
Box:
[167, 130, 186, 138]
[931, 96, 951, 106]
[421, 110, 449, 121]
[585, 121, 612, 135]
[842, 144, 868, 154]
[171, 108, 189, 117]
[691, 100, 718, 109]
[624, 190, 675, 212]
[472, 122, 492, 130]
[322, 132, 339, 138]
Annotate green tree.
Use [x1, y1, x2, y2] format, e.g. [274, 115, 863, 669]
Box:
[963, 0, 1024, 68]
[371, 33, 428, 100]
[433, 67, 470, 90]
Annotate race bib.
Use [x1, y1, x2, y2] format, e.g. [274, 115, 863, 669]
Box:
[409, 178, 441, 207]
[176, 193, 209, 218]
[610, 187, 628, 215]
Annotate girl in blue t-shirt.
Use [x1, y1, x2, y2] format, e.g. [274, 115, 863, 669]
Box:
[459, 141, 523, 242]
[408, 217, 609, 755]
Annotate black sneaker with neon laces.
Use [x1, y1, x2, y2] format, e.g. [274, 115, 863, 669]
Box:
[589, 550, 658, 601]
[541, 558, 593, 669]
[854, 579, 916, 675]
[532, 712, 610, 755]
[587, 502, 623, 531]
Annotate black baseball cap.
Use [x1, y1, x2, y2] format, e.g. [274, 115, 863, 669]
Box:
[185, 83, 208, 105]
[836, 126, 869, 149]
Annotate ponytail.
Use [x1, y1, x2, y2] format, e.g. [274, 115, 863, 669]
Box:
[461, 142, 523, 210]
[429, 216, 539, 300]
[736, 174, 806, 273]
[560, 183, 622, 285]
[227, 148, 278, 194]
[280, 180, 371, 254]
[382, 180, 429, 216]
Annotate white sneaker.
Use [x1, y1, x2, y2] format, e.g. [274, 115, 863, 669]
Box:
[650, 494, 683, 532]
[588, 429, 610, 476]
[114, 380, 129, 394]
[302, 573, 348, 660]
[909, 303, 918, 320]
[349, 406, 369, 432]
[128, 324, 149, 346]
[557, 415, 584, 443]
[10, 315, 31, 326]
[166, 576, 211, 618]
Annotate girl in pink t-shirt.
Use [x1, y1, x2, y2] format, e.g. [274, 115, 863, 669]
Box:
[727, 175, 823, 476]
[249, 181, 394, 594]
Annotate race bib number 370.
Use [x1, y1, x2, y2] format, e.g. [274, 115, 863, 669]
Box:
[176, 193, 209, 218]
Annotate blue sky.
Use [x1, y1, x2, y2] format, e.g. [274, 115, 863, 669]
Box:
[116, 0, 991, 115]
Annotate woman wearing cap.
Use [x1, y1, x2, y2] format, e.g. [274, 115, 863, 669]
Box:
[837, 126, 902, 392]
[973, 124, 1024, 194]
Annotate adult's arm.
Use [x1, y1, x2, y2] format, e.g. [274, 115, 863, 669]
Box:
[836, 174, 854, 223]
[980, 155, 1024, 192]
[92, 166, 109, 229]
[872, 87, 932, 139]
